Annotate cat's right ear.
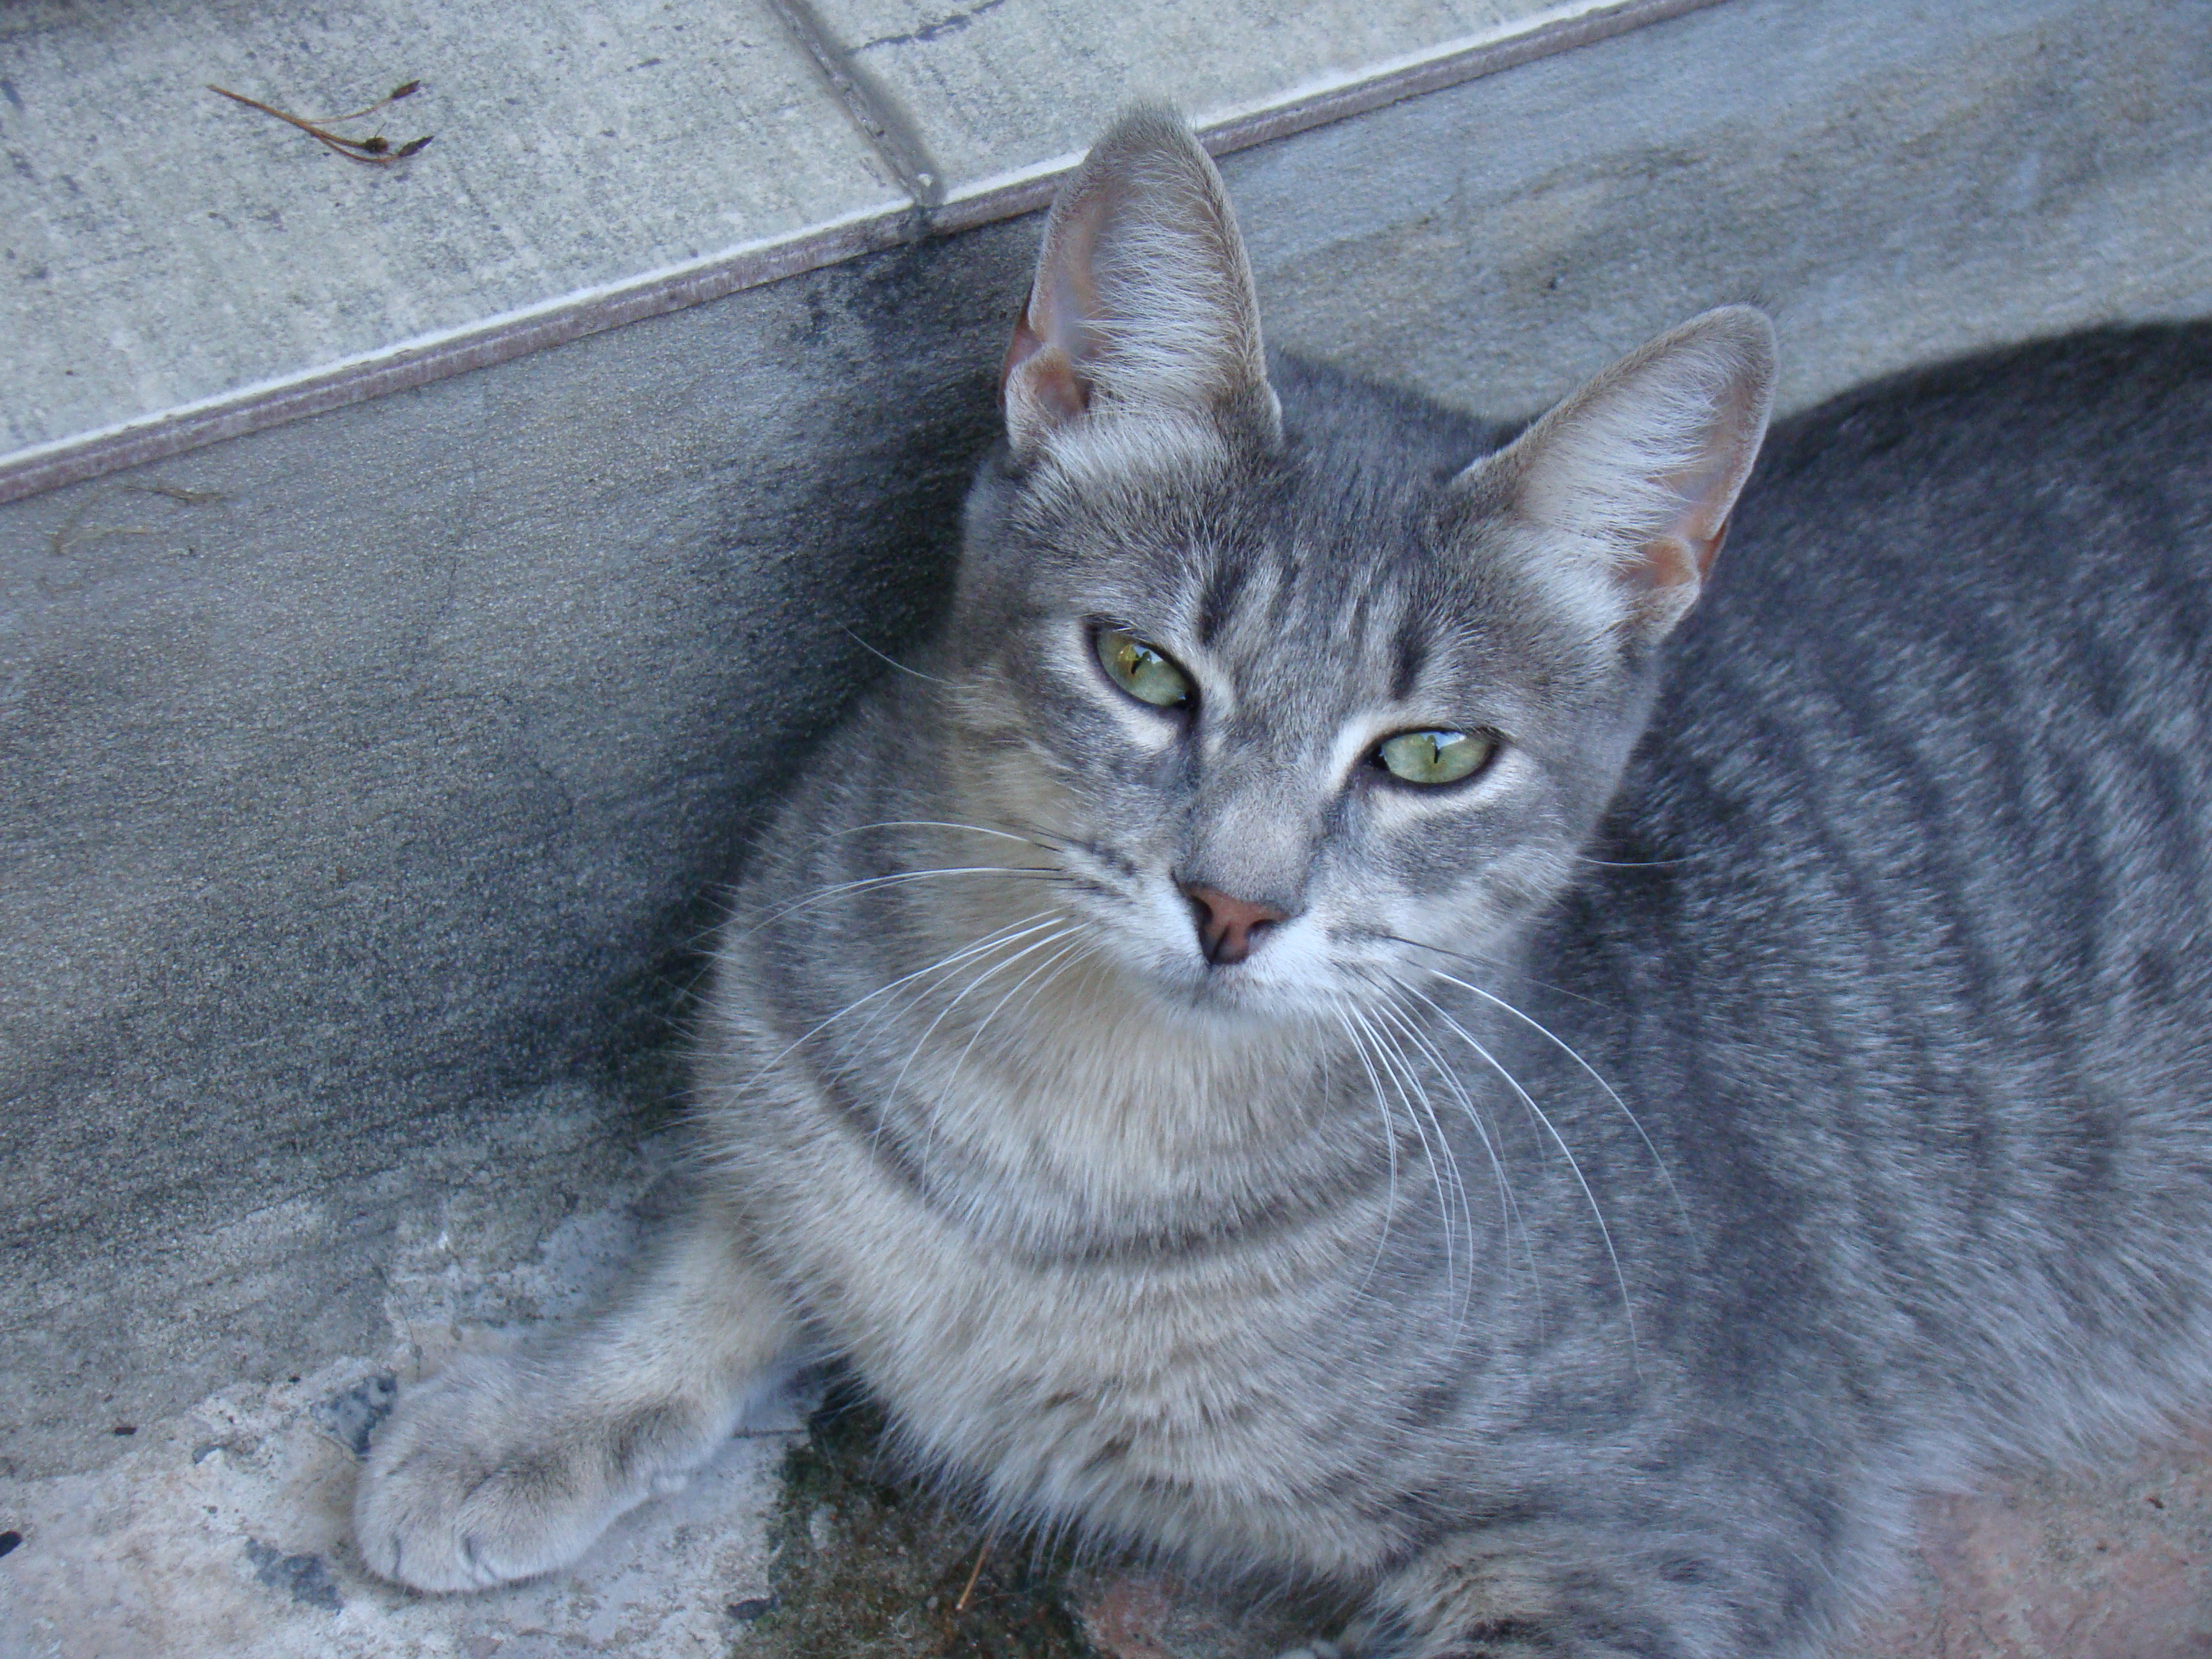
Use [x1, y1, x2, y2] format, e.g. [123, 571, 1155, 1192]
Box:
[1001, 107, 1281, 463]
[1464, 307, 1777, 641]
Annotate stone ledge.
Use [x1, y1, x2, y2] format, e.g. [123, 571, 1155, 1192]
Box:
[0, 0, 1712, 506]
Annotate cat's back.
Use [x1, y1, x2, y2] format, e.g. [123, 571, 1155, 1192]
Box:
[1640, 321, 2212, 915]
[1616, 321, 2212, 1041]
[1752, 321, 2212, 518]
[1708, 321, 2212, 671]
[1561, 322, 2212, 1434]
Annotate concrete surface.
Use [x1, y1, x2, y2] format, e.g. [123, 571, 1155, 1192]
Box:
[0, 1128, 819, 1659]
[3, 0, 2211, 1653]
[1844, 1439, 2212, 1659]
[801, 0, 1575, 196]
[0, 0, 902, 463]
[1, 223, 1029, 1485]
[1, 0, 1638, 495]
[1231, 0, 2212, 422]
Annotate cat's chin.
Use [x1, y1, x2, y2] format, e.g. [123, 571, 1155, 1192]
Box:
[1132, 960, 1333, 1034]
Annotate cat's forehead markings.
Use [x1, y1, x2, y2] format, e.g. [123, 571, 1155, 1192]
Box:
[1331, 575, 1416, 681]
[1190, 559, 1240, 648]
[1187, 561, 1284, 666]
[1387, 613, 1431, 703]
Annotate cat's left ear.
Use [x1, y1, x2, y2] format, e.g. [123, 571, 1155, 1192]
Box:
[1463, 307, 1776, 639]
[1001, 106, 1281, 463]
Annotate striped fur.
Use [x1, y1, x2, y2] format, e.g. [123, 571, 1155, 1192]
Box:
[357, 111, 2212, 1658]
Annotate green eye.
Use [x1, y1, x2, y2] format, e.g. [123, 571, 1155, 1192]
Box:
[1096, 627, 1193, 709]
[1376, 728, 1495, 785]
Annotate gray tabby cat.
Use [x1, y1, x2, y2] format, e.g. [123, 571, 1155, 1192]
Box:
[355, 108, 2212, 1657]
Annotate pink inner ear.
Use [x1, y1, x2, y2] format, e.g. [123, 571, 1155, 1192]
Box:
[1639, 514, 1731, 591]
[1695, 514, 1731, 579]
[1002, 310, 1091, 430]
[999, 312, 1046, 401]
[1639, 535, 1701, 591]
[1637, 440, 1743, 588]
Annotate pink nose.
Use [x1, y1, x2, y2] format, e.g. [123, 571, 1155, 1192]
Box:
[1180, 885, 1289, 966]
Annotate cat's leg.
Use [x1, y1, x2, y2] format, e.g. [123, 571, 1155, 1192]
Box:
[353, 1199, 803, 1591]
[1352, 1512, 1837, 1659]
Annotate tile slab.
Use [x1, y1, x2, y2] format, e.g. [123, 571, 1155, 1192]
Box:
[805, 0, 1603, 198]
[0, 0, 1688, 493]
[0, 0, 902, 460]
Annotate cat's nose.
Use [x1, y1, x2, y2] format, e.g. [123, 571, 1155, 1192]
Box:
[1179, 884, 1289, 966]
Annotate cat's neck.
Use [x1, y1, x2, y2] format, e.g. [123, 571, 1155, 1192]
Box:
[844, 892, 1404, 1254]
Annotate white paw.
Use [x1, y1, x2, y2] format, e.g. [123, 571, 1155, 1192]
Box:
[1272, 1643, 1344, 1659]
[352, 1352, 660, 1592]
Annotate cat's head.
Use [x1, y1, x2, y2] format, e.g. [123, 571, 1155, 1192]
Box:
[929, 108, 1772, 1028]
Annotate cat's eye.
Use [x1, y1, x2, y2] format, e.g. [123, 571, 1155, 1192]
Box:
[1375, 728, 1496, 786]
[1096, 627, 1193, 710]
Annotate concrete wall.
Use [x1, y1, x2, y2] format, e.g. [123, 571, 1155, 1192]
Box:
[1, 228, 1027, 1481]
[4, 0, 2209, 1499]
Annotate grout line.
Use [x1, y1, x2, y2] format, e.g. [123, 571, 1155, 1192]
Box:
[764, 0, 947, 209]
[922, 0, 1732, 236]
[0, 0, 1731, 507]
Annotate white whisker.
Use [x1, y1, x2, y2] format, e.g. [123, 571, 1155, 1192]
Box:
[1382, 931, 1607, 1010]
[1331, 999, 1405, 1306]
[1384, 1004, 1487, 1333]
[1346, 1002, 1467, 1318]
[1411, 960, 1687, 1231]
[1369, 991, 1531, 1322]
[840, 625, 948, 684]
[733, 864, 1068, 942]
[883, 925, 1080, 1119]
[1406, 983, 1642, 1369]
[1007, 938, 1099, 1032]
[833, 819, 1057, 849]
[943, 934, 1090, 1091]
[732, 911, 1065, 1101]
[890, 925, 1084, 1187]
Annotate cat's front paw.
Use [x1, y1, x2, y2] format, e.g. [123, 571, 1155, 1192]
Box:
[353, 1351, 666, 1592]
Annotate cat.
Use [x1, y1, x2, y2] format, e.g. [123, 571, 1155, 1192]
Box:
[353, 106, 2212, 1658]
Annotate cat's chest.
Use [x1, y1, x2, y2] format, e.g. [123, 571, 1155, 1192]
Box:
[755, 1100, 1416, 1573]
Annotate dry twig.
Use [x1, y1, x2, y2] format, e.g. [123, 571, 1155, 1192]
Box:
[207, 81, 432, 164]
[954, 1535, 994, 1614]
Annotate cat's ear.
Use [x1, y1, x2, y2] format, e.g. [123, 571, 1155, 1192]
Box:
[1001, 107, 1280, 462]
[1469, 307, 1776, 637]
